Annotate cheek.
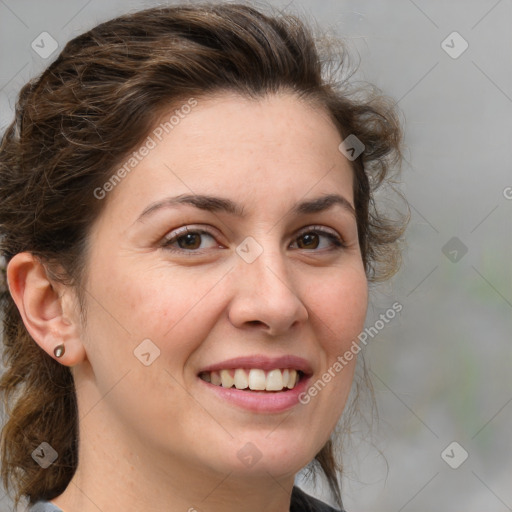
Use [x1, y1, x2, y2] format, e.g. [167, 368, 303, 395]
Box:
[307, 266, 368, 350]
[294, 268, 367, 454]
[97, 267, 226, 367]
[79, 265, 226, 423]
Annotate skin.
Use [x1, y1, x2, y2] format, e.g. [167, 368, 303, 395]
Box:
[8, 91, 368, 512]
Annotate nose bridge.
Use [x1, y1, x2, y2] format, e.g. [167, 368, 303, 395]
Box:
[228, 234, 308, 333]
[237, 232, 291, 291]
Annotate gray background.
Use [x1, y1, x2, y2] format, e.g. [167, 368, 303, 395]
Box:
[1, 1, 511, 511]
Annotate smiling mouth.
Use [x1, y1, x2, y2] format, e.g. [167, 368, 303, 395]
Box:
[198, 368, 304, 392]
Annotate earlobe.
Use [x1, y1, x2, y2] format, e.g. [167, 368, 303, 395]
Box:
[6, 252, 87, 367]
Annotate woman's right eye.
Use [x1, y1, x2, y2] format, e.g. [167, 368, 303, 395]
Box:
[161, 226, 222, 254]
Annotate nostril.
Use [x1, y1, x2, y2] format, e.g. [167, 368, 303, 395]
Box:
[246, 320, 265, 327]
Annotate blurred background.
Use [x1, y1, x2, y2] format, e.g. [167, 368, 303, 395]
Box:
[1, 0, 511, 510]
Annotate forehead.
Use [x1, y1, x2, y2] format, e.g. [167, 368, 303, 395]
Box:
[101, 91, 355, 221]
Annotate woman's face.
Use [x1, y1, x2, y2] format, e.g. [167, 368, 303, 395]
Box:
[76, 92, 368, 484]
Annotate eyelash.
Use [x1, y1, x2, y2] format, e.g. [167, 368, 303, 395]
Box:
[160, 225, 346, 255]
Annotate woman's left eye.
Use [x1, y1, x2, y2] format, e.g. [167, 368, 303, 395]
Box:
[290, 227, 345, 251]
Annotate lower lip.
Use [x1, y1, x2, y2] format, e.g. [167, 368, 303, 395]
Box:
[199, 375, 311, 413]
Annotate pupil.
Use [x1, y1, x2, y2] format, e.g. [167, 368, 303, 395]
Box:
[178, 233, 200, 249]
[299, 233, 318, 249]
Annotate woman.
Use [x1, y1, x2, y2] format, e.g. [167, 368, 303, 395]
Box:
[0, 3, 406, 511]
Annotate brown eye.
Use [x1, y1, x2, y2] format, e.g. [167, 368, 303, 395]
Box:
[290, 227, 345, 251]
[177, 232, 202, 249]
[297, 232, 320, 249]
[162, 227, 220, 253]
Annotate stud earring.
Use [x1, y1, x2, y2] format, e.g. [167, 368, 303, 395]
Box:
[53, 344, 65, 358]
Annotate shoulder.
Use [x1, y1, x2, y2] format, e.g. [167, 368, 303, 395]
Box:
[28, 501, 63, 512]
[290, 486, 344, 512]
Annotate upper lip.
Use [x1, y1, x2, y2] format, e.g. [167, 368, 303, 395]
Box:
[198, 355, 313, 375]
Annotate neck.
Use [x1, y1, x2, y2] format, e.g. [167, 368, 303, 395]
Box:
[53, 454, 295, 512]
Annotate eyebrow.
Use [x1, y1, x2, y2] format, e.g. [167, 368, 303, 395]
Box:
[136, 193, 356, 222]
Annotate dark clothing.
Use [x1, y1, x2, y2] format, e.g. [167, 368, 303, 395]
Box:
[29, 486, 342, 511]
[290, 486, 342, 511]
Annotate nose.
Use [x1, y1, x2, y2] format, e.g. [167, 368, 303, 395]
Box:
[227, 246, 309, 336]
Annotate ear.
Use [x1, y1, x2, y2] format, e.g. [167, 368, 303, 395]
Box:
[6, 252, 87, 367]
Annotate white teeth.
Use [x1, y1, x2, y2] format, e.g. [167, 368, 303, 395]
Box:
[282, 368, 290, 386]
[287, 369, 298, 389]
[220, 369, 234, 388]
[234, 369, 249, 389]
[248, 369, 267, 390]
[266, 369, 284, 391]
[203, 368, 302, 391]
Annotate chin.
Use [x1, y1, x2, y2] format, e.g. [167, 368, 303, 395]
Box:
[218, 431, 324, 479]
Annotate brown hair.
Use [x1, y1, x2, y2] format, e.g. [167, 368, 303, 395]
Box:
[0, 3, 407, 509]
